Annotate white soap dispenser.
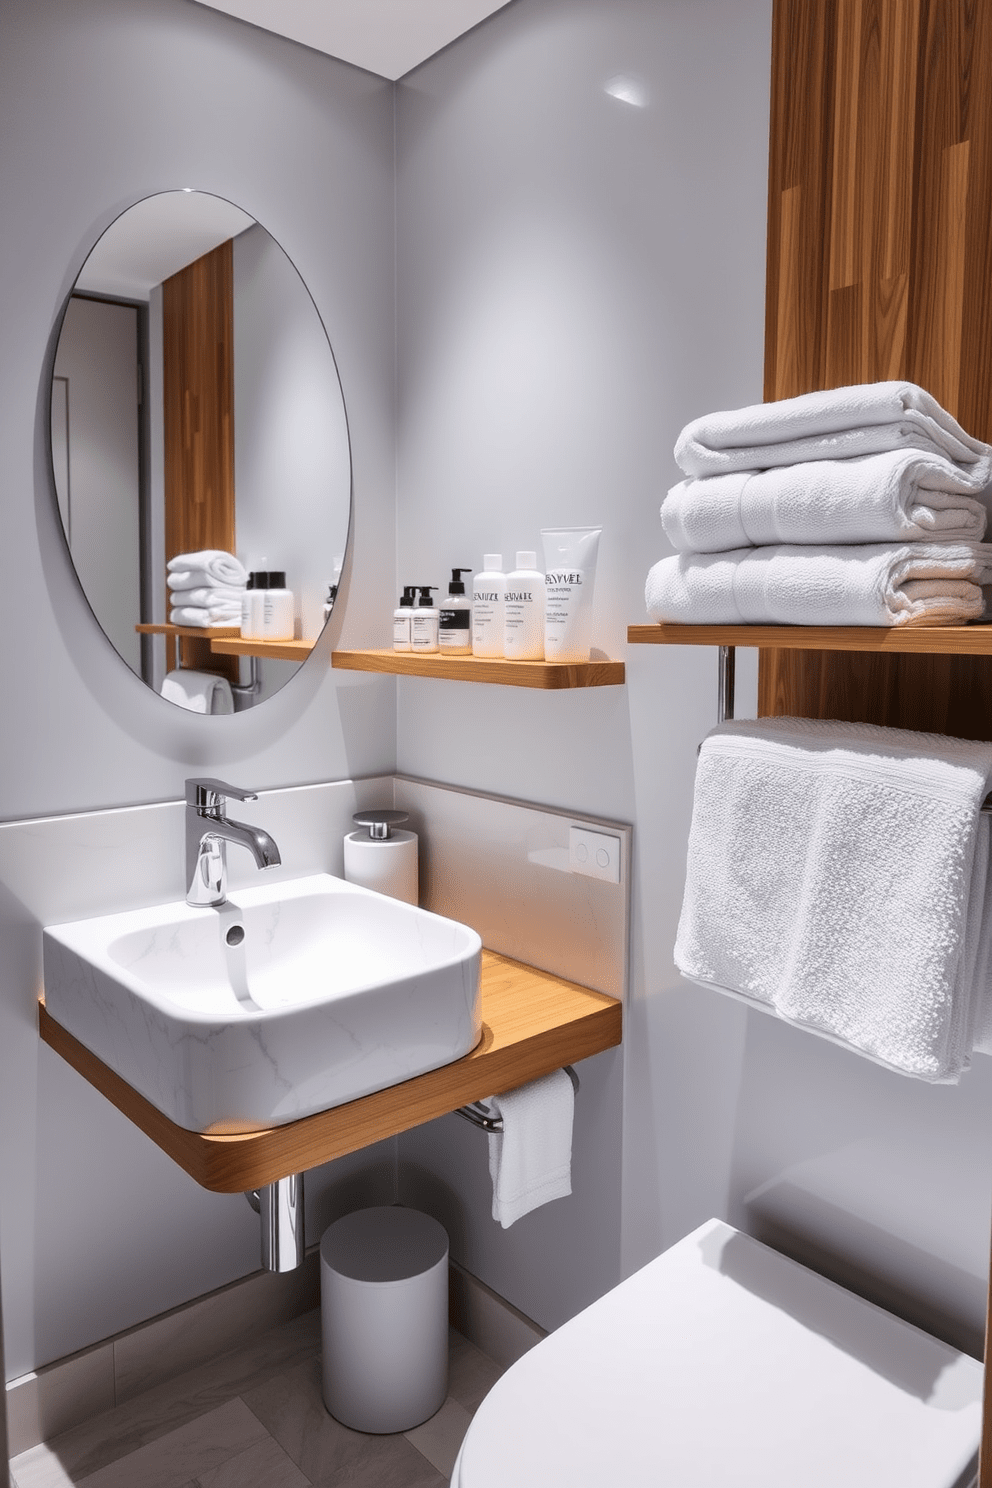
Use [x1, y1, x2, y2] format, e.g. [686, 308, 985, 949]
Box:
[504, 551, 546, 660]
[393, 586, 417, 651]
[439, 568, 473, 653]
[411, 585, 439, 652]
[472, 554, 506, 659]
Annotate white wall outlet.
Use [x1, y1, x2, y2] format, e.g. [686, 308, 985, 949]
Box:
[568, 826, 621, 884]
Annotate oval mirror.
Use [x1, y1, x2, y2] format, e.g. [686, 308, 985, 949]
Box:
[50, 191, 351, 712]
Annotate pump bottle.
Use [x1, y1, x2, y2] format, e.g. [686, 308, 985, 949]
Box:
[411, 586, 439, 652]
[439, 568, 473, 653]
[393, 586, 417, 651]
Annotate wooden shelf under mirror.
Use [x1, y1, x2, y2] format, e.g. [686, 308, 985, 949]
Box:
[39, 950, 622, 1194]
[136, 625, 314, 664]
[210, 636, 314, 662]
[332, 648, 625, 688]
[136, 623, 241, 640]
[627, 624, 992, 656]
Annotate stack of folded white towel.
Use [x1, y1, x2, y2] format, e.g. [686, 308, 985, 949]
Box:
[167, 550, 247, 627]
[645, 382, 992, 626]
[677, 717, 992, 1082]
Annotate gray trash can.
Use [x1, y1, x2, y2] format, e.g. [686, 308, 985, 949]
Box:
[320, 1205, 449, 1433]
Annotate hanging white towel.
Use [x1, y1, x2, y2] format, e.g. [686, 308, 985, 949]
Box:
[160, 669, 234, 715]
[486, 1069, 574, 1228]
[644, 542, 992, 627]
[661, 450, 990, 554]
[676, 717, 992, 1081]
[675, 382, 992, 480]
[167, 551, 247, 589]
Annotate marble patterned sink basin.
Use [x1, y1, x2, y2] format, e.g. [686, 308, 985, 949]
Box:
[43, 873, 482, 1134]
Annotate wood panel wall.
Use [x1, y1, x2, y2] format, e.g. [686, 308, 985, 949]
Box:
[760, 0, 992, 740]
[162, 239, 238, 679]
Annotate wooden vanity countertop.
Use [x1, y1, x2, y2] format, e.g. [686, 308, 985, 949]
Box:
[39, 950, 622, 1193]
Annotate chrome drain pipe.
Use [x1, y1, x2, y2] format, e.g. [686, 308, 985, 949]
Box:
[246, 1174, 305, 1271]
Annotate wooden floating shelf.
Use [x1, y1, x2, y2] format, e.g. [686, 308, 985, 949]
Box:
[332, 648, 625, 689]
[627, 623, 992, 656]
[210, 637, 314, 662]
[39, 950, 621, 1194]
[136, 623, 240, 640]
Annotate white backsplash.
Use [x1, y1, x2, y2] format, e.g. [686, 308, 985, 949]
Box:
[394, 776, 629, 1001]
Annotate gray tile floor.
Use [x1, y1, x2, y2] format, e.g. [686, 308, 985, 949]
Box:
[10, 1310, 503, 1488]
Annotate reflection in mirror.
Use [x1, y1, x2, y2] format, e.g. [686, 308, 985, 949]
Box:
[51, 192, 351, 712]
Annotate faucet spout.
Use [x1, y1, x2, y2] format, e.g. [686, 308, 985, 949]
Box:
[215, 817, 282, 871]
[184, 777, 282, 907]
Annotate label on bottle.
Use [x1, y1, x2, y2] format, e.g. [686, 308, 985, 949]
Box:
[411, 612, 438, 651]
[439, 608, 471, 631]
[472, 592, 505, 657]
[393, 614, 412, 650]
[504, 580, 545, 660]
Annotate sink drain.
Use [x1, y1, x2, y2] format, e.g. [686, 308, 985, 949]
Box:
[226, 924, 246, 947]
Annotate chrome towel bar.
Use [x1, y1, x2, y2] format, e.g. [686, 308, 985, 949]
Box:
[455, 1065, 580, 1133]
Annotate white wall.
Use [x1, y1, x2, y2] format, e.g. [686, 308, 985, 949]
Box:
[0, 0, 399, 1378]
[396, 0, 992, 1360]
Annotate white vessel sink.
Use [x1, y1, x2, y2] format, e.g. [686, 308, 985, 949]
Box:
[43, 873, 482, 1134]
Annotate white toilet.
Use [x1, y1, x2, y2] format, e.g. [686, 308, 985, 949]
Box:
[452, 1220, 982, 1488]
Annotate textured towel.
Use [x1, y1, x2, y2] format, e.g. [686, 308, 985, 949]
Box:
[486, 1069, 574, 1228]
[676, 718, 992, 1081]
[167, 550, 247, 588]
[675, 382, 992, 479]
[164, 584, 245, 606]
[662, 450, 990, 553]
[645, 542, 992, 627]
[160, 669, 234, 715]
[168, 606, 242, 628]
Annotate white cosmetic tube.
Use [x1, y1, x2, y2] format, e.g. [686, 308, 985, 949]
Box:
[541, 527, 602, 663]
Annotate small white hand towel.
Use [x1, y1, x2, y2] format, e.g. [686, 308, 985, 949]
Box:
[676, 718, 992, 1081]
[486, 1069, 574, 1228]
[160, 669, 234, 715]
[169, 606, 242, 628]
[167, 551, 248, 588]
[645, 542, 992, 627]
[661, 450, 990, 553]
[675, 382, 992, 480]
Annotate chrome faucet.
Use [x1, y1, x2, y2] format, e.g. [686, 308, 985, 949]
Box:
[185, 778, 282, 907]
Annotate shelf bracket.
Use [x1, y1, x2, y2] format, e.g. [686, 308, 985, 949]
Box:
[718, 645, 736, 724]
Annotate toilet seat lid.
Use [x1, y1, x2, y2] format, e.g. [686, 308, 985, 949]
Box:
[453, 1220, 981, 1488]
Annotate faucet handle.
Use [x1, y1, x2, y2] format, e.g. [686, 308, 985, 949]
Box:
[185, 777, 258, 810]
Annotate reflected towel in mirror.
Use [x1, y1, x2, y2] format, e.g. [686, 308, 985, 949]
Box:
[160, 669, 234, 715]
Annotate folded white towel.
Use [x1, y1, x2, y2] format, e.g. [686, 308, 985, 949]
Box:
[645, 542, 992, 627]
[675, 382, 992, 480]
[169, 606, 242, 628]
[166, 581, 246, 603]
[676, 718, 992, 1081]
[167, 550, 247, 588]
[160, 669, 234, 715]
[486, 1069, 574, 1228]
[661, 450, 990, 553]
